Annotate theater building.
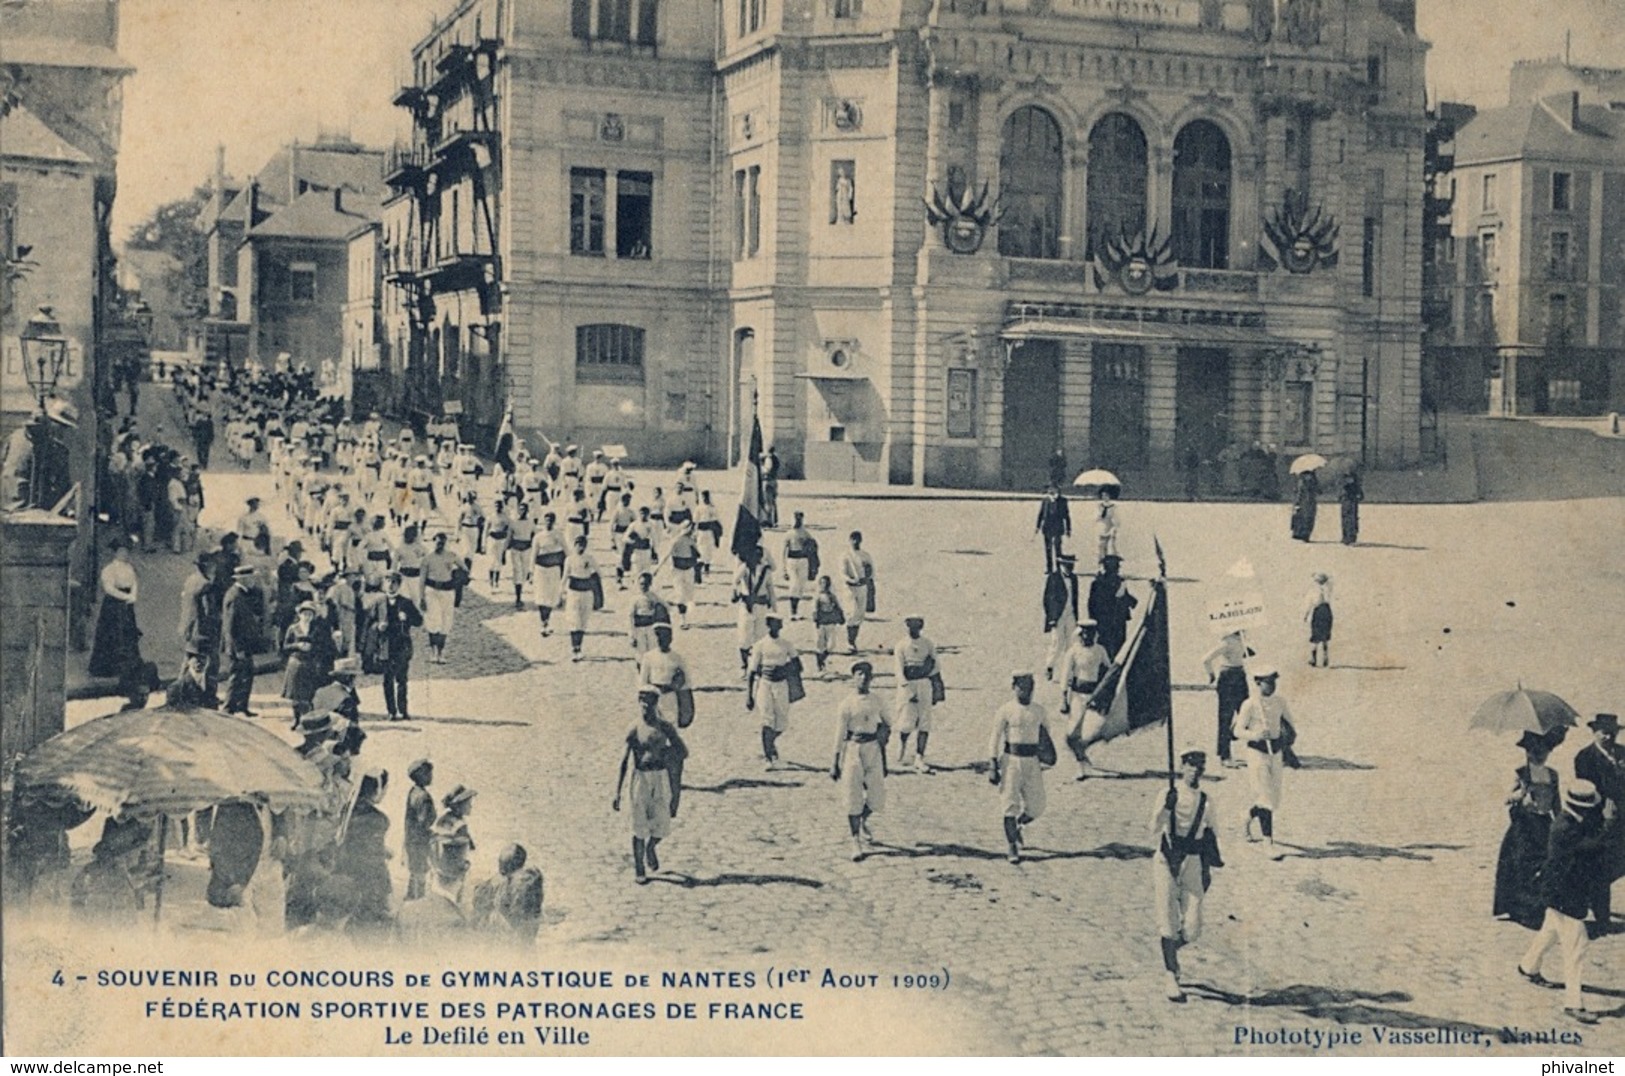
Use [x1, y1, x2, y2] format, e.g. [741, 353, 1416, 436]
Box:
[391, 0, 1427, 485]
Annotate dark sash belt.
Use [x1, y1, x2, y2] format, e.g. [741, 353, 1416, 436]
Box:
[426, 579, 458, 590]
[508, 540, 533, 550]
[1070, 679, 1098, 694]
[1005, 742, 1040, 757]
[846, 731, 879, 743]
[536, 551, 565, 568]
[399, 567, 422, 577]
[367, 551, 391, 561]
[902, 664, 932, 681]
[763, 665, 792, 682]
[568, 577, 596, 591]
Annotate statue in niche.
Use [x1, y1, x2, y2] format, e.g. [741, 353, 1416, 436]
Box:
[946, 164, 968, 203]
[831, 161, 856, 224]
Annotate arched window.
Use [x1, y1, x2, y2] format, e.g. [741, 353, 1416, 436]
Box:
[1085, 112, 1148, 259]
[1172, 120, 1232, 269]
[998, 106, 1064, 259]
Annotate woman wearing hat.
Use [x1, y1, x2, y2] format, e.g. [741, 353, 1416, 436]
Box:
[336, 769, 393, 927]
[89, 538, 143, 681]
[614, 688, 689, 884]
[831, 661, 888, 861]
[1494, 731, 1561, 929]
[432, 786, 478, 896]
[1519, 778, 1607, 1024]
[281, 600, 324, 723]
[1231, 664, 1294, 851]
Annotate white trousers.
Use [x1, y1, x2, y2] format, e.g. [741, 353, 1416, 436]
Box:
[1521, 907, 1590, 1011]
[1153, 855, 1205, 942]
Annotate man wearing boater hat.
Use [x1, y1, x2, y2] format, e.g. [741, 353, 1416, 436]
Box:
[1573, 713, 1623, 935]
[1152, 750, 1223, 1002]
[1518, 778, 1607, 1024]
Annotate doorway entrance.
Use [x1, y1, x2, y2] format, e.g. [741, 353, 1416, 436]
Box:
[1175, 347, 1232, 465]
[1002, 339, 1061, 488]
[1089, 343, 1148, 471]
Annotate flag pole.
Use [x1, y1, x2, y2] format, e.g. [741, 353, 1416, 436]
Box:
[1155, 535, 1175, 793]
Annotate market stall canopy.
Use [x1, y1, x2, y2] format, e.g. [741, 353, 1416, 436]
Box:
[13, 706, 328, 820]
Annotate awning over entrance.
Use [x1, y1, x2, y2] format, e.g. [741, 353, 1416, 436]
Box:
[1001, 317, 1312, 351]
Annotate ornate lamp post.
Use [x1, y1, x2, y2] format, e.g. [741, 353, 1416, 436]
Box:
[19, 305, 69, 414]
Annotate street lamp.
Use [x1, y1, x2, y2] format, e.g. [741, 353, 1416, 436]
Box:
[19, 305, 68, 412]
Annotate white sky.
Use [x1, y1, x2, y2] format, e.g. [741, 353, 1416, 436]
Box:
[109, 0, 1625, 242]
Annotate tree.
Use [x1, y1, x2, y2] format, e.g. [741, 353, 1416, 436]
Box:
[122, 186, 211, 344]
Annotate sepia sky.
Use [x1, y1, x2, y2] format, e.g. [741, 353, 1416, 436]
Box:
[109, 0, 1625, 242]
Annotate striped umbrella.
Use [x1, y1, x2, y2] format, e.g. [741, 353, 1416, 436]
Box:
[12, 705, 328, 820]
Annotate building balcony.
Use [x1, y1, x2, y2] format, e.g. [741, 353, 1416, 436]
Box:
[384, 144, 431, 190]
[421, 251, 498, 293]
[427, 39, 500, 95]
[391, 85, 431, 112]
[431, 127, 497, 173]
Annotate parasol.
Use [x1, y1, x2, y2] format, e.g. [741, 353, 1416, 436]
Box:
[1469, 687, 1580, 735]
[1289, 453, 1328, 475]
[12, 705, 328, 820]
[1072, 468, 1122, 493]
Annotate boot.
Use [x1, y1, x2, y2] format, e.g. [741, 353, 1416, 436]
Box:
[846, 625, 859, 652]
[645, 838, 660, 873]
[1002, 817, 1022, 863]
[914, 732, 932, 773]
[1160, 938, 1186, 1001]
[760, 726, 777, 768]
[632, 838, 648, 884]
[570, 631, 584, 660]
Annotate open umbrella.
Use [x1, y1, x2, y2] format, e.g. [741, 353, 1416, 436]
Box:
[1469, 687, 1580, 735]
[13, 706, 329, 923]
[1073, 468, 1122, 493]
[1289, 453, 1329, 475]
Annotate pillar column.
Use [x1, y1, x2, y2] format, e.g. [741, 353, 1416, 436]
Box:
[1146, 341, 1178, 472]
[1059, 337, 1092, 469]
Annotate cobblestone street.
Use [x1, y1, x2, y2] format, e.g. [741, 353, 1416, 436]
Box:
[46, 462, 1623, 1056]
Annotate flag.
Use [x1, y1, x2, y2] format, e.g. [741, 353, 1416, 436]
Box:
[730, 413, 765, 562]
[1077, 569, 1173, 746]
[493, 405, 515, 475]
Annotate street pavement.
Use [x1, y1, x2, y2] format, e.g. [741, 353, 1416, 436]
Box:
[46, 425, 1625, 1055]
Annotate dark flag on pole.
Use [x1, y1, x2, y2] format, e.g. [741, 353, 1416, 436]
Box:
[731, 413, 765, 562]
[493, 405, 515, 475]
[1079, 537, 1173, 746]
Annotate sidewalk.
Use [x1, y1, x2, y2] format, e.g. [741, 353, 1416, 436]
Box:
[64, 386, 279, 701]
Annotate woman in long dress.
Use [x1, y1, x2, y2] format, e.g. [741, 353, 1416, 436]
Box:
[89, 540, 143, 679]
[1290, 470, 1319, 542]
[280, 602, 323, 722]
[1492, 731, 1560, 929]
[1338, 469, 1363, 545]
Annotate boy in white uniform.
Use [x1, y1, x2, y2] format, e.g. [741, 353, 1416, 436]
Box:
[831, 661, 888, 861]
[747, 615, 800, 771]
[989, 672, 1053, 864]
[1152, 750, 1221, 1002]
[893, 615, 940, 773]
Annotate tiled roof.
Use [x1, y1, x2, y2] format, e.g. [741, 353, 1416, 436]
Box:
[1455, 99, 1625, 167]
[0, 102, 94, 166]
[247, 188, 381, 241]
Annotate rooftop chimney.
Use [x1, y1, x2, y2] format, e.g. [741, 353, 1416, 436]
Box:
[1570, 90, 1581, 130]
[248, 180, 261, 225]
[334, 187, 344, 213]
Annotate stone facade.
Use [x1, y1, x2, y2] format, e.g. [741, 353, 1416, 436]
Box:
[391, 0, 1426, 483]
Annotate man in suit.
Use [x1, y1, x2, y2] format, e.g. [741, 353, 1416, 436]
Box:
[1519, 780, 1607, 1024]
[1087, 554, 1138, 661]
[1574, 713, 1624, 935]
[378, 571, 423, 721]
[220, 565, 261, 715]
[178, 552, 220, 691]
[1034, 484, 1071, 573]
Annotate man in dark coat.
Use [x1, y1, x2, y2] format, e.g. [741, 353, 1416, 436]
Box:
[1034, 484, 1072, 573]
[1518, 780, 1607, 1023]
[221, 565, 261, 715]
[190, 411, 215, 468]
[377, 572, 423, 721]
[1573, 713, 1624, 935]
[1087, 554, 1138, 660]
[178, 552, 221, 691]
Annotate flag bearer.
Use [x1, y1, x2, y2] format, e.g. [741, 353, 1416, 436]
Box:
[733, 545, 776, 674]
[1153, 750, 1222, 1002]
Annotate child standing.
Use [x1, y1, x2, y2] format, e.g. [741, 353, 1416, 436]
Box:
[1303, 572, 1333, 668]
